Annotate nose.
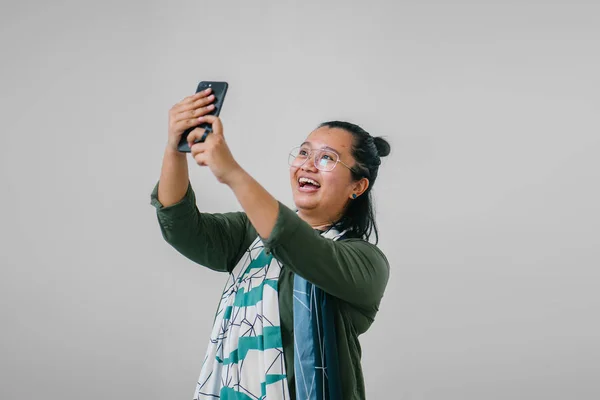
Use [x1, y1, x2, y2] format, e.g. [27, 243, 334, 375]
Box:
[301, 152, 319, 172]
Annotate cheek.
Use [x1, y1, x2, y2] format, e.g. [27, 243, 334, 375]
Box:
[321, 172, 347, 194]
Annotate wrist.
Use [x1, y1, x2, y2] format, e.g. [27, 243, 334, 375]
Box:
[223, 164, 248, 188]
[165, 144, 186, 158]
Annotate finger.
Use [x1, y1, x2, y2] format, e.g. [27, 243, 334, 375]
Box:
[173, 88, 213, 112]
[196, 115, 223, 136]
[189, 94, 215, 109]
[184, 94, 216, 112]
[187, 127, 211, 147]
[185, 87, 212, 103]
[171, 117, 202, 134]
[190, 141, 208, 157]
[193, 152, 208, 167]
[186, 127, 205, 143]
[173, 101, 215, 123]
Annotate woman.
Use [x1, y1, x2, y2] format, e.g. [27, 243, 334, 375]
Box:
[150, 87, 391, 400]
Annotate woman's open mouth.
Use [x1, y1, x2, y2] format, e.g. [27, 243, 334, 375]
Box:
[298, 177, 321, 192]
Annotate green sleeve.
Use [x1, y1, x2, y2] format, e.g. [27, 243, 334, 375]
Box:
[150, 181, 255, 273]
[261, 202, 390, 306]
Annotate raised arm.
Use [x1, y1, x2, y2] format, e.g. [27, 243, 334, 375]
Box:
[152, 90, 253, 272]
[157, 88, 216, 207]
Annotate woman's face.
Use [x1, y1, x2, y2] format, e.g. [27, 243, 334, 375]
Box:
[289, 126, 368, 225]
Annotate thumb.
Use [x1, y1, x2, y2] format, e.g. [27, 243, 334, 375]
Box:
[197, 115, 224, 136]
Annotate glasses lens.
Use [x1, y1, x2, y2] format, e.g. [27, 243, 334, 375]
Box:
[289, 146, 308, 167]
[314, 149, 338, 171]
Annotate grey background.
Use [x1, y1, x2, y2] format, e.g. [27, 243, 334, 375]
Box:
[1, 0, 598, 399]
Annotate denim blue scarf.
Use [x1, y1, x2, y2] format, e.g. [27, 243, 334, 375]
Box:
[293, 227, 346, 400]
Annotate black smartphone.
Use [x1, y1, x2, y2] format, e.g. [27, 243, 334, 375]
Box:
[177, 81, 228, 153]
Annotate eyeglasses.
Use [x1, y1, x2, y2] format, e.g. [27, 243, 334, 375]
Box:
[288, 146, 353, 172]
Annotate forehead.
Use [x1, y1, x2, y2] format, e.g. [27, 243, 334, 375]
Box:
[304, 126, 353, 154]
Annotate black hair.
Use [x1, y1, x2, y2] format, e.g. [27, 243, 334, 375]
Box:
[318, 121, 391, 244]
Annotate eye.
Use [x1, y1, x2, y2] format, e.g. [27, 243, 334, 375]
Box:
[319, 151, 337, 162]
[299, 149, 309, 156]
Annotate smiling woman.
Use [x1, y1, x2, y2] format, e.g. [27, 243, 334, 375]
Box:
[150, 89, 391, 400]
[288, 121, 391, 243]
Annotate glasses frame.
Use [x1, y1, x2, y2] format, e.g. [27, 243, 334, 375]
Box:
[288, 146, 353, 172]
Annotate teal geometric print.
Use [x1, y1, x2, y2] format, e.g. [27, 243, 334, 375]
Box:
[193, 236, 290, 400]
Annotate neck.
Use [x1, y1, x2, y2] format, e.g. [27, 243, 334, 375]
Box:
[297, 209, 342, 230]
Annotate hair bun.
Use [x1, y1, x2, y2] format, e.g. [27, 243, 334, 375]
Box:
[373, 136, 391, 157]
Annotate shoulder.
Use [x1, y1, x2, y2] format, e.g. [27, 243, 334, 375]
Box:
[338, 237, 390, 287]
[340, 237, 389, 268]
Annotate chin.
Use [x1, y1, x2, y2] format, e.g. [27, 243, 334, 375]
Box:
[292, 192, 319, 211]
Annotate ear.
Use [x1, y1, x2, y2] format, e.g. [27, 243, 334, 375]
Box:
[349, 177, 370, 199]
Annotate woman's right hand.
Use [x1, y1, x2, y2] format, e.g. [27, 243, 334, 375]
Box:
[167, 88, 216, 151]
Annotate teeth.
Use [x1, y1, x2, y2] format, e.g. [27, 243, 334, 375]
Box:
[298, 177, 320, 187]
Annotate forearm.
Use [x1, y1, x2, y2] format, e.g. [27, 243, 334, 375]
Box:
[226, 168, 279, 240]
[157, 147, 190, 207]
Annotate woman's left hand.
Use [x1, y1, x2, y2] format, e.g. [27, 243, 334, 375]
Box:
[187, 115, 243, 185]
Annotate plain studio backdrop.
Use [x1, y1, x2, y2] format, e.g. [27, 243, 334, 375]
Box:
[1, 0, 598, 399]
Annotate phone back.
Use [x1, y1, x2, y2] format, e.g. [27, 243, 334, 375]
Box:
[177, 81, 228, 152]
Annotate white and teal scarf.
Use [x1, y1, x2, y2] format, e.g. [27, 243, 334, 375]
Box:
[193, 226, 346, 400]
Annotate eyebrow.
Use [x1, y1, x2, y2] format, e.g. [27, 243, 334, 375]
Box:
[300, 141, 342, 155]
